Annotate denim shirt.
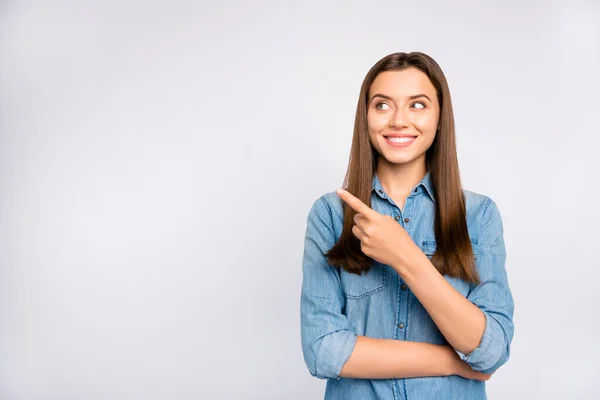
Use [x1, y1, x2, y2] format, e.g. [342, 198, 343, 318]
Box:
[300, 171, 515, 400]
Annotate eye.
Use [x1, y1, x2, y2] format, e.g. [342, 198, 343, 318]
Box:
[412, 101, 426, 109]
[375, 102, 390, 111]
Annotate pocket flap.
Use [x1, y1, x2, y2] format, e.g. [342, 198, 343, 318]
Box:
[421, 238, 478, 259]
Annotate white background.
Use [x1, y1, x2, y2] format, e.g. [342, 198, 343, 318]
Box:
[1, 1, 598, 399]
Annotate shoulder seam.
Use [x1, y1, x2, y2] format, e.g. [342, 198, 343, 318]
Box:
[482, 196, 493, 217]
[320, 195, 336, 231]
[318, 195, 329, 212]
[316, 195, 337, 241]
[479, 196, 501, 233]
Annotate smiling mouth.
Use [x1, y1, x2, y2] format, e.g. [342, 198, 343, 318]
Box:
[384, 136, 417, 143]
[383, 136, 417, 147]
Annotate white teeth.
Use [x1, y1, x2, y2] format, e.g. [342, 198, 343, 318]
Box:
[387, 136, 415, 143]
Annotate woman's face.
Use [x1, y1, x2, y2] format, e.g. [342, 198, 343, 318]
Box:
[367, 68, 440, 168]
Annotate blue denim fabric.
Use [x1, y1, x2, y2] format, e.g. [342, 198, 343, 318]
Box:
[300, 171, 514, 400]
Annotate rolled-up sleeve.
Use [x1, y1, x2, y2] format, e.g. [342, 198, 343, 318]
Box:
[300, 196, 357, 380]
[455, 198, 515, 374]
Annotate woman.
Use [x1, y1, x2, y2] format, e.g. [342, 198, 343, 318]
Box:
[300, 52, 514, 400]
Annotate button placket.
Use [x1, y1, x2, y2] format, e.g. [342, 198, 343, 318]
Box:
[397, 194, 418, 335]
[401, 196, 414, 232]
[396, 277, 410, 336]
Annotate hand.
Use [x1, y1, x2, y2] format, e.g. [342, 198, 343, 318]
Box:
[335, 188, 421, 270]
[447, 349, 492, 381]
[454, 360, 492, 381]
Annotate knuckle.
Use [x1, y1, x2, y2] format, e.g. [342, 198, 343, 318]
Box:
[360, 243, 369, 255]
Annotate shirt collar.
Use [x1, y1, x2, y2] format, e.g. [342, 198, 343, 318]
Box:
[372, 171, 436, 203]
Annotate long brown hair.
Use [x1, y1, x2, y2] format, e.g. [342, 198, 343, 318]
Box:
[325, 52, 480, 284]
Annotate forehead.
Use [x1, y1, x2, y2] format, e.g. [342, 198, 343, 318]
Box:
[369, 68, 437, 100]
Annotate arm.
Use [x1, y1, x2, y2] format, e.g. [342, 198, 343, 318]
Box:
[339, 335, 489, 380]
[394, 252, 486, 356]
[300, 197, 491, 380]
[300, 197, 356, 380]
[394, 198, 515, 374]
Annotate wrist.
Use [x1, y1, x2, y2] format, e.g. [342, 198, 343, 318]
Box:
[392, 246, 425, 277]
[441, 345, 458, 376]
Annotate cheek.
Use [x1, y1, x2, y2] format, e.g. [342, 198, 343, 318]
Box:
[367, 114, 387, 133]
[367, 120, 383, 150]
[413, 113, 438, 133]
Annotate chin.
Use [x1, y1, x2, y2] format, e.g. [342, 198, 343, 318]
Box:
[381, 148, 427, 165]
[382, 155, 416, 165]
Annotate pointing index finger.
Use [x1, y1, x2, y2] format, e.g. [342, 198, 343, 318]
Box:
[336, 188, 375, 217]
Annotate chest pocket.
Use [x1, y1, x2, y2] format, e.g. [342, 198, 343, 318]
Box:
[421, 238, 478, 297]
[421, 238, 479, 261]
[340, 263, 387, 299]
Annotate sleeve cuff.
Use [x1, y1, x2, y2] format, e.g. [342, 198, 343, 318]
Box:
[454, 312, 505, 373]
[315, 330, 357, 380]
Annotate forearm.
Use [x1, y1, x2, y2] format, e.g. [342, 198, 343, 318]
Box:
[395, 252, 486, 355]
[339, 335, 455, 379]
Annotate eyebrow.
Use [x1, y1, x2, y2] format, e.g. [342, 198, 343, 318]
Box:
[370, 93, 432, 103]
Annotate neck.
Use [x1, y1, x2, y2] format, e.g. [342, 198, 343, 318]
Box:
[376, 158, 427, 197]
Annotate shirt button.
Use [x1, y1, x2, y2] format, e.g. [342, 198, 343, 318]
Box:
[404, 218, 410, 223]
[378, 189, 383, 194]
[398, 323, 405, 329]
[400, 284, 407, 290]
[394, 215, 400, 221]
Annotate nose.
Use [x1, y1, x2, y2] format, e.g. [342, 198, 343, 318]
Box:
[389, 108, 409, 128]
